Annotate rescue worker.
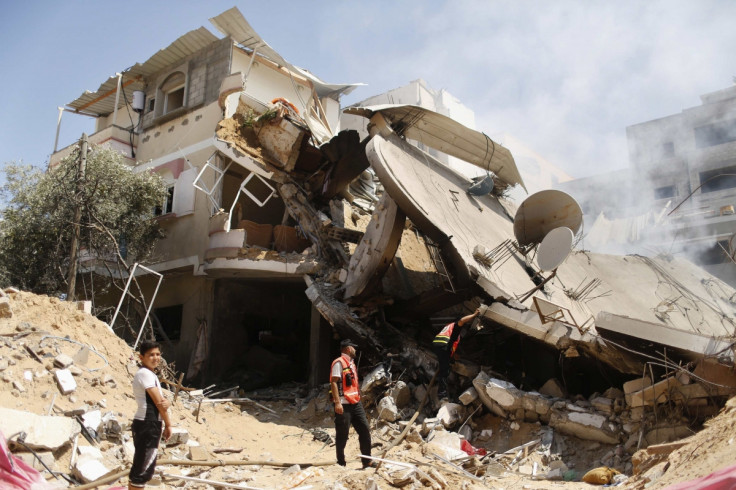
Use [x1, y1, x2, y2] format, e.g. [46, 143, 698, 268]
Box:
[433, 309, 480, 399]
[330, 339, 373, 468]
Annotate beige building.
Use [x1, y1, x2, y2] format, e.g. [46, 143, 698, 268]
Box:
[49, 8, 358, 387]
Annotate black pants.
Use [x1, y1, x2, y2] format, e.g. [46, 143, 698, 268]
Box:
[129, 419, 162, 487]
[433, 344, 450, 397]
[334, 402, 371, 467]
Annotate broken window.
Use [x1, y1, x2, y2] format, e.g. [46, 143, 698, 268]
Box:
[694, 118, 736, 148]
[153, 304, 183, 341]
[699, 165, 736, 193]
[154, 185, 175, 215]
[160, 71, 186, 115]
[654, 185, 676, 199]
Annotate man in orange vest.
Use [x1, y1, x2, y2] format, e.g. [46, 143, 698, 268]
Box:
[432, 309, 480, 399]
[330, 339, 373, 468]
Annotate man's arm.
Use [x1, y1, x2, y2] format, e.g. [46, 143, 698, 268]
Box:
[146, 387, 173, 441]
[330, 377, 343, 415]
[457, 308, 480, 327]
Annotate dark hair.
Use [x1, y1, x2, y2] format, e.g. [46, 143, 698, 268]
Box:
[138, 340, 161, 356]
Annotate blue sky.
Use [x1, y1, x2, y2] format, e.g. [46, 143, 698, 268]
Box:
[1, 1, 735, 178]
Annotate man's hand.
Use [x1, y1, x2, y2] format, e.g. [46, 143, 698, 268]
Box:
[334, 402, 344, 415]
[162, 425, 172, 441]
[157, 398, 171, 410]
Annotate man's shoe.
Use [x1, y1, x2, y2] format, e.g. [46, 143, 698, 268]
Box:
[362, 460, 378, 469]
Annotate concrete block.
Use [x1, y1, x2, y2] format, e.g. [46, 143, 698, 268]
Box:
[189, 446, 210, 461]
[74, 455, 112, 483]
[389, 381, 411, 408]
[81, 410, 102, 432]
[55, 369, 77, 394]
[549, 408, 620, 444]
[590, 397, 613, 414]
[54, 354, 74, 369]
[12, 380, 25, 392]
[436, 402, 463, 428]
[472, 372, 523, 411]
[627, 377, 681, 408]
[451, 360, 480, 378]
[167, 427, 189, 446]
[377, 396, 400, 422]
[603, 387, 625, 400]
[535, 396, 552, 415]
[76, 301, 92, 314]
[539, 378, 566, 398]
[644, 425, 691, 446]
[421, 417, 440, 436]
[425, 430, 466, 461]
[458, 387, 478, 406]
[623, 376, 652, 395]
[0, 407, 81, 450]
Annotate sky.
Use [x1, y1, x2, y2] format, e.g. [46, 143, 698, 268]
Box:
[1, 0, 735, 180]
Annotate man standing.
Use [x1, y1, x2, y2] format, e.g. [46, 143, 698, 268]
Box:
[330, 339, 373, 468]
[432, 309, 480, 399]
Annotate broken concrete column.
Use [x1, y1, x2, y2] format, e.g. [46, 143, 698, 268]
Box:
[549, 404, 620, 444]
[389, 381, 411, 408]
[377, 396, 400, 422]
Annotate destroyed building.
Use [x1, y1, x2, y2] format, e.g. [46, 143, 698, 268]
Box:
[46, 6, 736, 436]
[558, 83, 736, 288]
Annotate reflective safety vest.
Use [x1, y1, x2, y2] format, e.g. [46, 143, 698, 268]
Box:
[330, 354, 360, 404]
[433, 322, 460, 358]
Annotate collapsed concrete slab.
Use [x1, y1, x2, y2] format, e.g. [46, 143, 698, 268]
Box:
[0, 407, 81, 451]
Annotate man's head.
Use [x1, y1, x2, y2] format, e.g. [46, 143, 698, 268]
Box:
[138, 340, 162, 370]
[340, 339, 357, 358]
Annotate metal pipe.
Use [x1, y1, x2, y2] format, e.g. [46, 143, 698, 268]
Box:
[53, 107, 63, 153]
[111, 73, 122, 127]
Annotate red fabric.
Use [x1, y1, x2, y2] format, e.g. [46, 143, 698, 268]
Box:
[460, 439, 487, 456]
[0, 430, 53, 490]
[664, 463, 736, 490]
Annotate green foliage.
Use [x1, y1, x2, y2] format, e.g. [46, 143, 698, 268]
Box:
[0, 144, 167, 294]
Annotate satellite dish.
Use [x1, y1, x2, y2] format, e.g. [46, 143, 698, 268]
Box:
[536, 227, 574, 271]
[514, 190, 583, 247]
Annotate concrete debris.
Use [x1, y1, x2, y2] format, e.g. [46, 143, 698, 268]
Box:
[167, 426, 190, 446]
[0, 407, 81, 450]
[0, 296, 13, 318]
[377, 396, 400, 422]
[436, 402, 464, 429]
[458, 386, 478, 406]
[424, 430, 466, 461]
[54, 368, 76, 394]
[53, 353, 74, 369]
[388, 380, 411, 408]
[539, 378, 566, 398]
[188, 445, 210, 461]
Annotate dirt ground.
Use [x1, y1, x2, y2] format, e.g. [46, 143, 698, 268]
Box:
[1, 290, 735, 489]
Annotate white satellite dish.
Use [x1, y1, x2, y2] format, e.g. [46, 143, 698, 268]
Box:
[514, 190, 583, 247]
[536, 227, 574, 271]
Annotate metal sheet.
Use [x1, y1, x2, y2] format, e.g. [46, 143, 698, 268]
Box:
[345, 104, 526, 191]
[66, 27, 218, 116]
[209, 7, 363, 98]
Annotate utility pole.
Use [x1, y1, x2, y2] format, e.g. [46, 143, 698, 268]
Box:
[67, 133, 88, 301]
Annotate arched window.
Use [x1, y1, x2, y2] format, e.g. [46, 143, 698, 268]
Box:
[160, 71, 186, 114]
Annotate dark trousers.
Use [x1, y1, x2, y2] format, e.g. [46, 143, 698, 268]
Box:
[433, 344, 450, 397]
[335, 402, 371, 466]
[129, 419, 163, 487]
